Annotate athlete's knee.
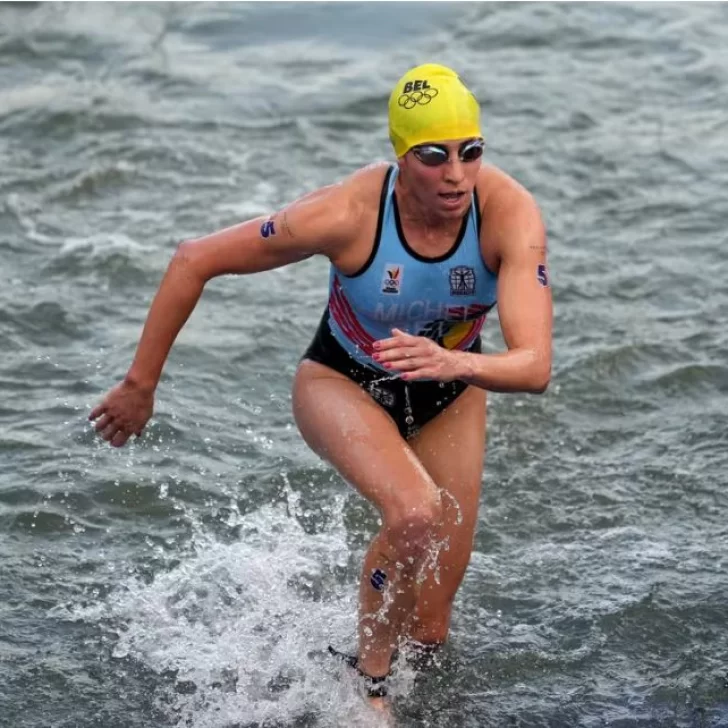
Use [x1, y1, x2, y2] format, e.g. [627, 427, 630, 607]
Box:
[386, 494, 443, 556]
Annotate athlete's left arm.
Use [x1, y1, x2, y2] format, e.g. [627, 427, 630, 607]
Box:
[372, 184, 552, 391]
[454, 189, 553, 393]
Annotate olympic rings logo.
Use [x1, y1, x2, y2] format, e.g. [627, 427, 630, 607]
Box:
[398, 87, 439, 109]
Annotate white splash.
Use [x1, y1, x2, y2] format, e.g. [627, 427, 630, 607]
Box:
[70, 493, 398, 727]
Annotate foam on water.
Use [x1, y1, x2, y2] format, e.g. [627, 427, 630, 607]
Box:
[69, 486, 402, 727]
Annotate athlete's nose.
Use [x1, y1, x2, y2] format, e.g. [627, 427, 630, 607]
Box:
[443, 157, 466, 185]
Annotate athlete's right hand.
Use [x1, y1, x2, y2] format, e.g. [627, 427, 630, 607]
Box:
[88, 378, 154, 448]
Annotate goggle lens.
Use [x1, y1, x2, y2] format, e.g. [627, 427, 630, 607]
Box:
[412, 139, 484, 167]
[460, 139, 485, 162]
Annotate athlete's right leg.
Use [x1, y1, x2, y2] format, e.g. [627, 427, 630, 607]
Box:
[292, 359, 442, 679]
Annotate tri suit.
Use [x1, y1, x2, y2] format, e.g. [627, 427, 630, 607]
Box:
[303, 165, 498, 439]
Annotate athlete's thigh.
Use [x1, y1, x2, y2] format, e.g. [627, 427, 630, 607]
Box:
[409, 385, 487, 563]
[292, 359, 439, 521]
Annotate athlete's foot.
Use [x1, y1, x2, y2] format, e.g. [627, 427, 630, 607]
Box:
[328, 645, 392, 698]
[368, 695, 394, 726]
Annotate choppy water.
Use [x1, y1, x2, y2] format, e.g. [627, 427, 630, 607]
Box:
[2, 2, 728, 727]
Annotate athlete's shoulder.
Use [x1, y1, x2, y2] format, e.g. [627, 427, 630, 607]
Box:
[340, 161, 393, 206]
[476, 165, 545, 247]
[311, 162, 390, 222]
[476, 165, 540, 214]
[279, 162, 392, 256]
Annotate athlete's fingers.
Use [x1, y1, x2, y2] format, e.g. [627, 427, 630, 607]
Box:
[101, 422, 123, 442]
[380, 353, 429, 370]
[374, 347, 410, 363]
[380, 359, 409, 372]
[89, 403, 106, 421]
[111, 430, 130, 448]
[374, 345, 417, 363]
[93, 414, 113, 432]
[388, 355, 429, 371]
[379, 358, 436, 378]
[375, 337, 418, 353]
[375, 328, 421, 348]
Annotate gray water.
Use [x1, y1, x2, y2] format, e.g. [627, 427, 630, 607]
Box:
[2, 2, 728, 727]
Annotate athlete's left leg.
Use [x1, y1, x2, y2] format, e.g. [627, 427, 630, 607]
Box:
[405, 385, 487, 646]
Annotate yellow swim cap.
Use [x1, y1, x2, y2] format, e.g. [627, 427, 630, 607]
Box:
[388, 63, 482, 158]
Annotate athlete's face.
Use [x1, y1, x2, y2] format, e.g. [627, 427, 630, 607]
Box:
[399, 137, 483, 218]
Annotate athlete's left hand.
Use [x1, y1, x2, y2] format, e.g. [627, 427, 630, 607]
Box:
[373, 328, 459, 382]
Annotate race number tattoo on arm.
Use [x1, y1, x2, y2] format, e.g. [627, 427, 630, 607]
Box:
[260, 218, 276, 239]
[537, 264, 549, 287]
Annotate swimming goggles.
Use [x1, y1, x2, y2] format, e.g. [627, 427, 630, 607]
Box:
[411, 138, 485, 167]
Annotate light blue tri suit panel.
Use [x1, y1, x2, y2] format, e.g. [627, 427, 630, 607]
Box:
[327, 165, 498, 373]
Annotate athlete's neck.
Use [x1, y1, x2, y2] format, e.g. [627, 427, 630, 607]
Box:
[393, 176, 466, 238]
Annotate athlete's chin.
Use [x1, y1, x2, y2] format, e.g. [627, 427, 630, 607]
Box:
[434, 196, 470, 218]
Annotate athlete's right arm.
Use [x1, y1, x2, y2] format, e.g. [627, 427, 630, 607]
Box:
[90, 179, 362, 447]
[125, 181, 361, 392]
[177, 180, 362, 279]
